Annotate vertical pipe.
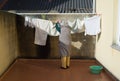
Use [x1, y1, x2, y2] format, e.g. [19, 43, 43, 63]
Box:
[117, 0, 120, 45]
[93, 0, 96, 13]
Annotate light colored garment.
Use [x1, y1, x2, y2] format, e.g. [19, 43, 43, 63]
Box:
[48, 22, 60, 36]
[25, 17, 54, 45]
[25, 16, 35, 28]
[84, 16, 101, 35]
[30, 18, 59, 36]
[67, 18, 84, 33]
[34, 27, 48, 45]
[32, 18, 52, 45]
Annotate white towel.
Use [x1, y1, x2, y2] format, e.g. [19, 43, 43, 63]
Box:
[25, 17, 54, 45]
[32, 19, 53, 45]
[34, 27, 48, 45]
[84, 16, 101, 35]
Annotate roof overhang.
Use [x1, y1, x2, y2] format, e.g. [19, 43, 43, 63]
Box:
[0, 0, 96, 14]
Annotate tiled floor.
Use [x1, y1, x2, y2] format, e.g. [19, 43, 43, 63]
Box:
[0, 59, 115, 81]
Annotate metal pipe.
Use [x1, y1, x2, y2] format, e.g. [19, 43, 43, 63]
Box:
[93, 0, 96, 13]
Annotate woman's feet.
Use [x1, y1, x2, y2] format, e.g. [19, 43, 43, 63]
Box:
[67, 66, 69, 68]
[60, 66, 69, 69]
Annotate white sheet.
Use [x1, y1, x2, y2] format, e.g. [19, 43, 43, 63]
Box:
[84, 16, 101, 35]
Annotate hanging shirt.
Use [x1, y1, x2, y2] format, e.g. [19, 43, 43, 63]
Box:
[32, 19, 51, 45]
[84, 16, 101, 35]
[67, 18, 84, 33]
[25, 17, 54, 45]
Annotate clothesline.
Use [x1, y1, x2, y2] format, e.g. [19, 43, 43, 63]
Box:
[18, 13, 102, 16]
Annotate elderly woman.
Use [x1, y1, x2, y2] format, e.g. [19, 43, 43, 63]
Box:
[55, 20, 71, 69]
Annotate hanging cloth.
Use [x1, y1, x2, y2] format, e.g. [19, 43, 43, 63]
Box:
[25, 17, 54, 45]
[84, 16, 101, 35]
[31, 18, 52, 45]
[67, 18, 84, 33]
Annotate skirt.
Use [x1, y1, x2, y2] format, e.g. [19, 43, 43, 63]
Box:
[59, 41, 71, 57]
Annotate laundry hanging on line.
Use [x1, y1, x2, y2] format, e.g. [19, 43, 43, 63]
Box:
[24, 15, 101, 45]
[84, 16, 101, 36]
[25, 16, 84, 35]
[24, 16, 84, 45]
[25, 17, 55, 45]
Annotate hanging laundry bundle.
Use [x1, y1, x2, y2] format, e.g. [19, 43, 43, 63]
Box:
[25, 17, 54, 45]
[24, 15, 101, 46]
[32, 19, 52, 45]
[67, 18, 84, 33]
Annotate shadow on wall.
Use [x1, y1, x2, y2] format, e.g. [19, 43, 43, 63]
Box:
[16, 15, 97, 59]
[71, 33, 96, 59]
[16, 15, 51, 58]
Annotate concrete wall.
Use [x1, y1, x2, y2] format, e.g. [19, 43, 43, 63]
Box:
[0, 11, 18, 76]
[17, 14, 96, 59]
[96, 0, 120, 80]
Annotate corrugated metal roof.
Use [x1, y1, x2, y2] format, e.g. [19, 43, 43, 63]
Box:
[1, 0, 94, 13]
